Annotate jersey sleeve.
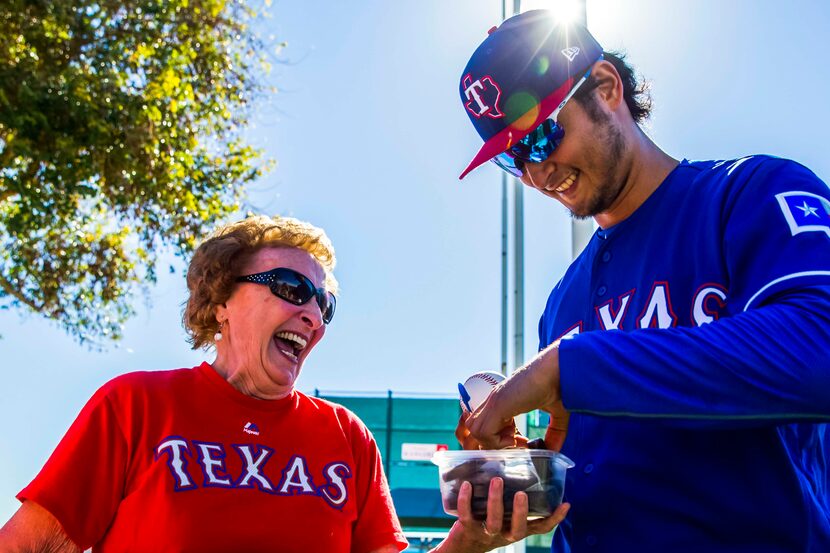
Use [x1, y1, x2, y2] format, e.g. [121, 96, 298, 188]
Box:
[346, 414, 408, 553]
[559, 159, 830, 423]
[723, 158, 830, 310]
[17, 381, 129, 549]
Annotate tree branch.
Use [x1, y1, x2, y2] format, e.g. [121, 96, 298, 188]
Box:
[0, 273, 44, 314]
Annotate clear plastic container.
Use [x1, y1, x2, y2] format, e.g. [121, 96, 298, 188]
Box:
[432, 448, 574, 521]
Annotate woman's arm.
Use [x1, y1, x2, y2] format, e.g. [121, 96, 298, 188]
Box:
[0, 501, 80, 553]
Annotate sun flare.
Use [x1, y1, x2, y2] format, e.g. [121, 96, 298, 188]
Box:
[520, 0, 584, 25]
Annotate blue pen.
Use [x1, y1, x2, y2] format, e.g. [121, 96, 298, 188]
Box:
[458, 382, 473, 412]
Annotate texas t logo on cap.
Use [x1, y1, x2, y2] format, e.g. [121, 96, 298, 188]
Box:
[462, 74, 505, 119]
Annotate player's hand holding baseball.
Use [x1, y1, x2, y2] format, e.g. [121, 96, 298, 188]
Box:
[432, 477, 569, 553]
[455, 411, 528, 450]
[467, 342, 566, 450]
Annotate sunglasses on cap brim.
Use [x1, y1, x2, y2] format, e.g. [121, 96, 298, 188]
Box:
[236, 267, 336, 324]
[491, 62, 597, 178]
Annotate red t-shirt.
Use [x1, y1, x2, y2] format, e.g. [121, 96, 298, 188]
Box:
[18, 362, 407, 552]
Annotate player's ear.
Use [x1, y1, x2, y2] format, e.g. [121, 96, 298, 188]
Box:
[590, 60, 624, 112]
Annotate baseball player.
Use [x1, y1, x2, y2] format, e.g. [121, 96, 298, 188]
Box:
[456, 10, 830, 553]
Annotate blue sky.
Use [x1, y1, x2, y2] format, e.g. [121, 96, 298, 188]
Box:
[2, 0, 829, 522]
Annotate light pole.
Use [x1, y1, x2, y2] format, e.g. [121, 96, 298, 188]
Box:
[500, 5, 523, 551]
[500, 0, 523, 379]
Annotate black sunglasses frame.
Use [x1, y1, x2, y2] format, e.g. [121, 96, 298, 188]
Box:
[235, 267, 336, 324]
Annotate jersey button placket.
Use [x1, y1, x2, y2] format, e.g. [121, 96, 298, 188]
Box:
[594, 250, 609, 297]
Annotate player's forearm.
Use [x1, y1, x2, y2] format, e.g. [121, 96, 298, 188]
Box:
[495, 341, 562, 413]
[559, 286, 830, 423]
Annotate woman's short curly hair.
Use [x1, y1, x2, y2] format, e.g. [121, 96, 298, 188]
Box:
[184, 215, 338, 349]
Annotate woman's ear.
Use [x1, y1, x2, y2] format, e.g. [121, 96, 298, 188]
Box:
[214, 303, 228, 325]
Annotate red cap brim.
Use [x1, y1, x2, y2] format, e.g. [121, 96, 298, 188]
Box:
[458, 77, 574, 180]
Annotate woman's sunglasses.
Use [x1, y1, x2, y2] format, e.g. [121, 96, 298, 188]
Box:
[491, 62, 598, 178]
[236, 267, 336, 324]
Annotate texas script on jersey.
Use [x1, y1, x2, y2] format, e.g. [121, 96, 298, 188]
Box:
[155, 436, 352, 510]
[559, 281, 727, 339]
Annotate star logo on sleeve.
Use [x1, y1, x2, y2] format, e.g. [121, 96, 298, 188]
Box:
[776, 191, 830, 237]
[795, 201, 819, 218]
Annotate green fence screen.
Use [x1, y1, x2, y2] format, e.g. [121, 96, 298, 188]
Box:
[316, 391, 556, 552]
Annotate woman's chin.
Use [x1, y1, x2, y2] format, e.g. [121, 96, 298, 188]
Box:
[266, 359, 300, 391]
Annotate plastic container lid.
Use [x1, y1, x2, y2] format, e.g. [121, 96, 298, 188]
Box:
[432, 448, 574, 468]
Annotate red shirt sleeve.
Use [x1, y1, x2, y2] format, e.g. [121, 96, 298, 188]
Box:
[346, 413, 408, 553]
[17, 381, 129, 549]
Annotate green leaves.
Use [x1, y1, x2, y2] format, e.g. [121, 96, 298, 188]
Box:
[0, 0, 270, 346]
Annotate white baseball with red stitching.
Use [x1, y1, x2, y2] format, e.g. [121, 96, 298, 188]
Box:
[461, 371, 506, 413]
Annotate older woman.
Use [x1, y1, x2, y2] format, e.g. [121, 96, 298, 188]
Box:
[0, 215, 408, 552]
[1, 215, 569, 553]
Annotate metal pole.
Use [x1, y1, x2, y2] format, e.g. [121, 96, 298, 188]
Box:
[500, 0, 513, 378]
[508, 4, 524, 553]
[509, 0, 523, 371]
[385, 390, 392, 481]
[501, 174, 509, 376]
[513, 183, 524, 370]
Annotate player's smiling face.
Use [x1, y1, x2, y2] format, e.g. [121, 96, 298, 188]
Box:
[518, 62, 632, 225]
[214, 246, 327, 399]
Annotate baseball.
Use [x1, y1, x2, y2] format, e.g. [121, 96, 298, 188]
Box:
[459, 371, 506, 413]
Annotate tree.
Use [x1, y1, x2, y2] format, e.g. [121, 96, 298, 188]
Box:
[0, 0, 274, 345]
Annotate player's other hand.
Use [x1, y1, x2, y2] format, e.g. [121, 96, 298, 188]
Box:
[542, 400, 570, 452]
[433, 477, 570, 553]
[455, 411, 528, 450]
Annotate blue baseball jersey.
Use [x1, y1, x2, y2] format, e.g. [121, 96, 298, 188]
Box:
[539, 156, 830, 553]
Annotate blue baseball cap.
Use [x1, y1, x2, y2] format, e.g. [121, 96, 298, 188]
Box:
[458, 10, 603, 179]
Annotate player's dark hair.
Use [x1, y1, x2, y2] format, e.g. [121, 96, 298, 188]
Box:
[574, 51, 652, 123]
